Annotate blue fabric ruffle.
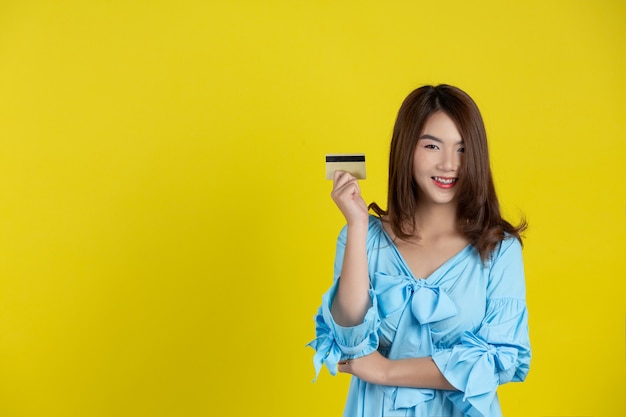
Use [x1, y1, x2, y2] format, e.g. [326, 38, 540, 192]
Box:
[307, 285, 380, 382]
[434, 331, 520, 417]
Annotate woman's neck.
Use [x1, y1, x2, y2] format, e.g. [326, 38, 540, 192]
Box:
[412, 202, 459, 241]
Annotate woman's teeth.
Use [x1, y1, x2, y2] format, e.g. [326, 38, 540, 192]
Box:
[433, 177, 457, 184]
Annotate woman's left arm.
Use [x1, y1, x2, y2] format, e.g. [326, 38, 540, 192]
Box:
[338, 351, 456, 390]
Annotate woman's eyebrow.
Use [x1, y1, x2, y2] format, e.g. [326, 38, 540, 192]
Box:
[418, 134, 464, 145]
[418, 134, 442, 142]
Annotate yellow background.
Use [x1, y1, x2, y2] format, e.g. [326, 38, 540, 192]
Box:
[0, 1, 624, 416]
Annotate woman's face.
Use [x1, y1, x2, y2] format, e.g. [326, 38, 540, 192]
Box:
[412, 111, 464, 206]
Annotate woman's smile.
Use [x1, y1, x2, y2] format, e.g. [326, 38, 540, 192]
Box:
[431, 176, 458, 188]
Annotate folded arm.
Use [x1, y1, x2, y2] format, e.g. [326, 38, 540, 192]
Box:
[338, 351, 456, 390]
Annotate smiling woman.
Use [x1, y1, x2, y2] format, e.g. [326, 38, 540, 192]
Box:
[308, 85, 530, 417]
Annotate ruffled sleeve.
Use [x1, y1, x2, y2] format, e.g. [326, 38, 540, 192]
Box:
[431, 238, 531, 417]
[307, 284, 380, 381]
[307, 224, 381, 382]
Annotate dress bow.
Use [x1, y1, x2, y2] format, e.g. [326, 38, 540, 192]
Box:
[306, 316, 343, 381]
[374, 272, 457, 324]
[443, 331, 520, 417]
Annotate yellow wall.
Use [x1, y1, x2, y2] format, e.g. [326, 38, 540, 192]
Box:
[0, 1, 624, 416]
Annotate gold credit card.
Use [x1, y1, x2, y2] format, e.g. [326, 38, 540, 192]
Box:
[325, 154, 366, 180]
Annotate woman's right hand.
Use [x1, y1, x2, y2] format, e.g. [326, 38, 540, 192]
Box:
[331, 170, 369, 227]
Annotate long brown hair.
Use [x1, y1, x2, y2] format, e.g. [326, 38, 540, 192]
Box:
[369, 84, 526, 261]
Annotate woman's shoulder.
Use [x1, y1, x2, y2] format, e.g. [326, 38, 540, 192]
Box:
[492, 234, 523, 257]
[486, 235, 526, 298]
[367, 214, 389, 236]
[367, 213, 384, 228]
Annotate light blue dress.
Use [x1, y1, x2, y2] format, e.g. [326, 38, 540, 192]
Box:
[308, 216, 531, 417]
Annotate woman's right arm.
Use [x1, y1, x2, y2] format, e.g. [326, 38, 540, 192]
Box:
[329, 170, 372, 327]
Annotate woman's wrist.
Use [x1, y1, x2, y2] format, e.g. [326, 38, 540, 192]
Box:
[346, 217, 369, 234]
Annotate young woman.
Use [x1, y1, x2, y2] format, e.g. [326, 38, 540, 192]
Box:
[308, 85, 531, 417]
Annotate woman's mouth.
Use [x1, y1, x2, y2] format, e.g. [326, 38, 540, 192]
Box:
[432, 176, 457, 189]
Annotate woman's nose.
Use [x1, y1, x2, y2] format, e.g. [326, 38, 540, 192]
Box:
[438, 150, 458, 171]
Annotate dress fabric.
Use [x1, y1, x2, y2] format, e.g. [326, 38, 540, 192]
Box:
[308, 216, 531, 417]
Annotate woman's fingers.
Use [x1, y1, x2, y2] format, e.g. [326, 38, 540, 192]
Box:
[332, 169, 356, 189]
[332, 170, 360, 197]
[330, 170, 368, 225]
[337, 359, 352, 375]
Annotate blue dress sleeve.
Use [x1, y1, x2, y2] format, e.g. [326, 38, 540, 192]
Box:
[307, 224, 381, 382]
[431, 238, 531, 417]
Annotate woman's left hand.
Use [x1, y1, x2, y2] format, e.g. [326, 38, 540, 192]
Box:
[337, 351, 391, 385]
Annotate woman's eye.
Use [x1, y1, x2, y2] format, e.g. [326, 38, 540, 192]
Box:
[425, 144, 439, 150]
[457, 147, 465, 153]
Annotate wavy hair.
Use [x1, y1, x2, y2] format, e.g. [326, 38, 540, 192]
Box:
[369, 84, 526, 261]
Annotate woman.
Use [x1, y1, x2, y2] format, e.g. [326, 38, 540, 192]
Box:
[308, 84, 531, 417]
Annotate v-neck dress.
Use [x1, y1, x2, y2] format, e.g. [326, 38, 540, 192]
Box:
[308, 215, 531, 417]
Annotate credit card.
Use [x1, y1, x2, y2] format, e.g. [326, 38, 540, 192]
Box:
[325, 154, 366, 180]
